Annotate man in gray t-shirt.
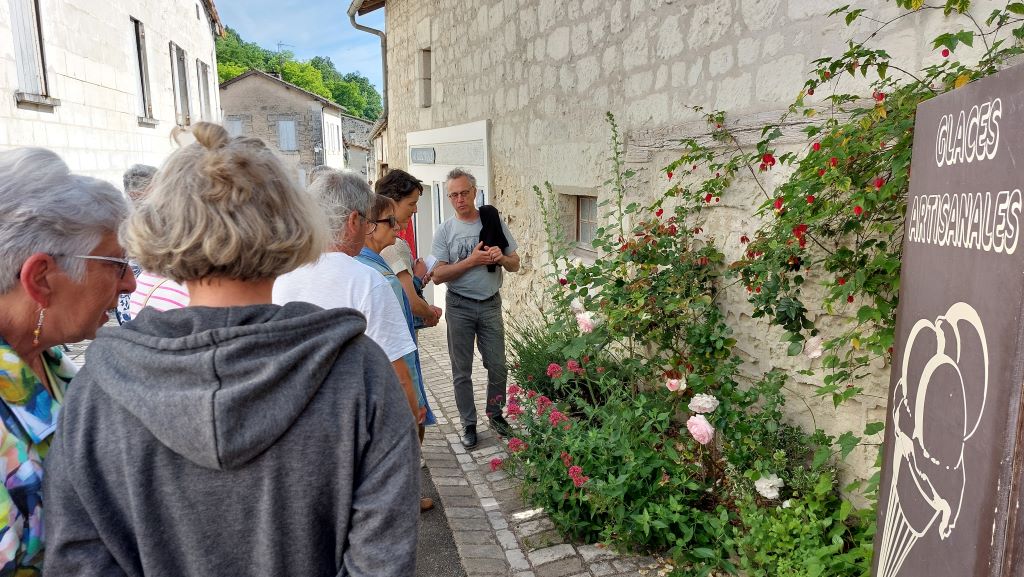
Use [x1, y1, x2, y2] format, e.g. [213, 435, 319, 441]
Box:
[431, 168, 520, 449]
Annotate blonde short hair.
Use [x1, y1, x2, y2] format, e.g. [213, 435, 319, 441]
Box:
[121, 122, 329, 283]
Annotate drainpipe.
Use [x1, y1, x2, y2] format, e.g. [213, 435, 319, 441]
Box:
[347, 1, 387, 117]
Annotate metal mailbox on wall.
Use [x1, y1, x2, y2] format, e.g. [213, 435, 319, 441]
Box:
[873, 64, 1024, 576]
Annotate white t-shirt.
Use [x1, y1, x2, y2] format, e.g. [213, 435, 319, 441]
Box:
[272, 252, 416, 362]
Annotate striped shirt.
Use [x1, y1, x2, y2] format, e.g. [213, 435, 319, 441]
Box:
[128, 271, 190, 317]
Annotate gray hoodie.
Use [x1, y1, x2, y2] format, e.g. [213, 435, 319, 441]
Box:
[43, 302, 419, 577]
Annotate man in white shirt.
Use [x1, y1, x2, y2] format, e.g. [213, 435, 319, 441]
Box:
[273, 170, 418, 418]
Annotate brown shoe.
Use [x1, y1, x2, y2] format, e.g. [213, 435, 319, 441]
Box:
[420, 497, 434, 512]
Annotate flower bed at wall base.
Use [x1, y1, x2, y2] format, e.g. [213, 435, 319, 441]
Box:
[502, 3, 1023, 574]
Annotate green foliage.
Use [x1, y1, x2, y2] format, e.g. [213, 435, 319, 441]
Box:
[731, 475, 875, 577]
[216, 27, 382, 120]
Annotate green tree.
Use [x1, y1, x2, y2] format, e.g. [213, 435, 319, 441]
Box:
[342, 72, 382, 120]
[215, 28, 383, 120]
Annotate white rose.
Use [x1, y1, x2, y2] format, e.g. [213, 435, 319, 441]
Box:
[754, 473, 784, 500]
[687, 393, 720, 414]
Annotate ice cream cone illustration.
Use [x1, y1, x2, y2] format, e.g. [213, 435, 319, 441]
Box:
[876, 302, 988, 577]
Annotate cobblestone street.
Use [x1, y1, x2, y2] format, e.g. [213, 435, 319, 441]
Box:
[417, 321, 662, 577]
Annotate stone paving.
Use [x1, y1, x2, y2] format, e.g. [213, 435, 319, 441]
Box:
[416, 321, 664, 577]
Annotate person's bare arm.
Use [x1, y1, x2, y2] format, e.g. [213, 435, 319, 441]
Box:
[492, 248, 520, 273]
[391, 359, 420, 423]
[396, 270, 435, 320]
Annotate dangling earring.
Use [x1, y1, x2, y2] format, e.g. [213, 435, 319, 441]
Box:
[32, 308, 45, 346]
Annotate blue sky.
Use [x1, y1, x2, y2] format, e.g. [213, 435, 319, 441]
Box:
[215, 0, 385, 91]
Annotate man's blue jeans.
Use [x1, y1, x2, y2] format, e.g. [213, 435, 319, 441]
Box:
[445, 291, 507, 428]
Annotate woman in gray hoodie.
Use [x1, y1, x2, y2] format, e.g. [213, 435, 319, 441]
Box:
[42, 123, 420, 577]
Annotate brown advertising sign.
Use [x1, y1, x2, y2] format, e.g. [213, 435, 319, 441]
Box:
[873, 64, 1024, 577]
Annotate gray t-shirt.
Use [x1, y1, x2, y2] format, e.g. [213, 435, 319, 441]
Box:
[431, 214, 518, 301]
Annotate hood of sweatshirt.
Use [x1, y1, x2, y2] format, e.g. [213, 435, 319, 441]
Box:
[82, 302, 367, 471]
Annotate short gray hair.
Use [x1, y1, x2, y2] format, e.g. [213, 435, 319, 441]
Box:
[446, 167, 477, 188]
[123, 164, 157, 202]
[0, 147, 129, 294]
[307, 169, 374, 239]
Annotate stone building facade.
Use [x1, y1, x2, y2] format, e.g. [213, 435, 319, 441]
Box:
[340, 112, 373, 178]
[220, 70, 347, 186]
[361, 0, 999, 481]
[0, 0, 222, 185]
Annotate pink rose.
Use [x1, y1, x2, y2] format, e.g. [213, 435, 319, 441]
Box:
[576, 311, 595, 333]
[665, 378, 684, 392]
[686, 415, 715, 445]
[688, 393, 719, 414]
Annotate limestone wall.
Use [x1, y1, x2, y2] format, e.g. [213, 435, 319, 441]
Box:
[380, 0, 1003, 481]
[0, 0, 220, 185]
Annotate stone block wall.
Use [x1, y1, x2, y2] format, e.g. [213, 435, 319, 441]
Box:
[0, 0, 220, 185]
[381, 0, 1004, 482]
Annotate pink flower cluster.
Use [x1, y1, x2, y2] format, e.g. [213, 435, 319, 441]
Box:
[490, 457, 503, 472]
[507, 437, 528, 453]
[506, 398, 524, 419]
[535, 395, 553, 415]
[566, 359, 585, 376]
[548, 409, 570, 430]
[546, 363, 563, 379]
[568, 465, 589, 488]
[560, 451, 573, 467]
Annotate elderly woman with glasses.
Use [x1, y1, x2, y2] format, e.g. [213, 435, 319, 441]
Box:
[0, 147, 135, 575]
[43, 124, 420, 576]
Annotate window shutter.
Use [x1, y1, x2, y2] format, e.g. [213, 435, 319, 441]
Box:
[11, 0, 47, 95]
[278, 120, 296, 151]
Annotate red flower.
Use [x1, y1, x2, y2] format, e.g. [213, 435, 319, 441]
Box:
[755, 286, 761, 293]
[942, 48, 950, 58]
[853, 205, 864, 216]
[773, 197, 784, 210]
[596, 367, 605, 374]
[740, 235, 750, 244]
[506, 399, 524, 419]
[548, 409, 569, 428]
[667, 171, 674, 180]
[567, 465, 589, 488]
[829, 156, 838, 167]
[667, 224, 678, 235]
[838, 277, 846, 285]
[697, 256, 710, 266]
[526, 390, 537, 398]
[655, 208, 664, 217]
[715, 197, 720, 203]
[874, 177, 885, 190]
[818, 168, 826, 177]
[762, 152, 776, 167]
[704, 193, 713, 203]
[558, 278, 568, 285]
[546, 363, 563, 378]
[872, 91, 885, 102]
[508, 437, 528, 453]
[792, 224, 808, 237]
[490, 457, 503, 472]
[692, 227, 703, 234]
[806, 195, 815, 204]
[807, 88, 814, 95]
[847, 295, 855, 303]
[823, 71, 831, 79]
[759, 163, 767, 171]
[812, 142, 821, 152]
[560, 451, 573, 467]
[535, 395, 552, 415]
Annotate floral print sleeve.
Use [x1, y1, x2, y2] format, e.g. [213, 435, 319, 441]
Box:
[0, 341, 74, 576]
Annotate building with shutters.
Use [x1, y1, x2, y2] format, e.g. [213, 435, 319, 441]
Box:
[0, 0, 222, 185]
[220, 69, 348, 187]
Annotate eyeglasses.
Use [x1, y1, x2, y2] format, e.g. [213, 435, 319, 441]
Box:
[374, 215, 400, 230]
[447, 190, 474, 200]
[64, 255, 132, 279]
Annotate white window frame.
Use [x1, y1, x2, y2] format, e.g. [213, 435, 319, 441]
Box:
[169, 42, 191, 126]
[131, 17, 154, 121]
[576, 196, 598, 248]
[10, 0, 51, 100]
[196, 59, 211, 121]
